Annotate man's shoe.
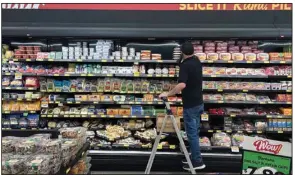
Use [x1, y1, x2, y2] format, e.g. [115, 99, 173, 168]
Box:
[183, 161, 206, 171]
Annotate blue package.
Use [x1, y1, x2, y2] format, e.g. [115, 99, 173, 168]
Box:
[277, 119, 283, 129]
[2, 116, 11, 128]
[131, 106, 143, 116]
[19, 117, 28, 128]
[9, 114, 20, 129]
[27, 114, 39, 128]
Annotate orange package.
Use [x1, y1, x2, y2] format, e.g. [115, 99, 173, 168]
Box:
[107, 109, 119, 115]
[177, 107, 183, 116]
[118, 109, 131, 116]
[280, 108, 292, 116]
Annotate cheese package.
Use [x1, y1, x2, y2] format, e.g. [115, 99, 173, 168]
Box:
[232, 53, 244, 61]
[257, 53, 269, 61]
[206, 53, 219, 61]
[195, 53, 206, 61]
[244, 53, 256, 61]
[219, 53, 231, 61]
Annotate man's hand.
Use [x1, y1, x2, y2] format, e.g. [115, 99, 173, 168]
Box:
[159, 92, 168, 98]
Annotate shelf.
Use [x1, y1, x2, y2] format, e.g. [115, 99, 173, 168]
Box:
[203, 75, 292, 79]
[1, 128, 59, 138]
[203, 89, 292, 93]
[2, 110, 39, 114]
[2, 72, 37, 76]
[47, 100, 291, 105]
[2, 98, 40, 101]
[5, 58, 292, 65]
[37, 73, 114, 77]
[41, 114, 156, 119]
[207, 114, 292, 119]
[115, 74, 177, 78]
[2, 87, 38, 91]
[199, 129, 292, 134]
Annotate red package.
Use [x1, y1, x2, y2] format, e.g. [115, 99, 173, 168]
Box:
[24, 77, 39, 87]
[237, 41, 247, 46]
[248, 41, 258, 45]
[286, 94, 292, 102]
[26, 46, 33, 50]
[229, 46, 240, 51]
[216, 46, 227, 51]
[204, 46, 215, 51]
[204, 42, 215, 47]
[18, 46, 26, 50]
[276, 94, 286, 102]
[26, 50, 33, 54]
[241, 46, 252, 51]
[265, 67, 275, 75]
[257, 53, 269, 61]
[227, 40, 236, 45]
[216, 42, 228, 47]
[15, 49, 25, 54]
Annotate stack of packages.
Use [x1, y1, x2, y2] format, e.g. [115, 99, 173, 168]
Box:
[2, 134, 56, 174]
[59, 127, 87, 167]
[69, 156, 92, 174]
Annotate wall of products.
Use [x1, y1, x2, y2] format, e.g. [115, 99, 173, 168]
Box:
[2, 39, 292, 154]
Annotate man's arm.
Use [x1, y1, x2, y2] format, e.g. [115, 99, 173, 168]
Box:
[166, 83, 186, 96]
[159, 63, 188, 98]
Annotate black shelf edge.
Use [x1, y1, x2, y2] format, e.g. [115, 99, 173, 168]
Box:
[1, 128, 59, 138]
[199, 129, 292, 134]
[46, 100, 291, 105]
[2, 110, 40, 114]
[206, 114, 292, 119]
[203, 89, 292, 93]
[2, 87, 38, 91]
[41, 114, 156, 119]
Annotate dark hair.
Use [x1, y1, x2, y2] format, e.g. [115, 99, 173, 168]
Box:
[181, 41, 194, 55]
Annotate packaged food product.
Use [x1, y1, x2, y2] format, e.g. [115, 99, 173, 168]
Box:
[202, 67, 215, 75]
[206, 53, 218, 61]
[39, 139, 62, 154]
[195, 53, 206, 60]
[219, 53, 231, 61]
[257, 53, 269, 61]
[269, 52, 284, 61]
[24, 155, 52, 174]
[224, 93, 236, 101]
[246, 94, 257, 102]
[211, 132, 231, 147]
[203, 81, 215, 89]
[60, 127, 87, 138]
[255, 120, 267, 131]
[2, 155, 29, 174]
[237, 68, 247, 75]
[15, 139, 38, 155]
[226, 68, 237, 75]
[2, 137, 19, 153]
[199, 137, 211, 146]
[231, 133, 245, 147]
[216, 81, 228, 89]
[215, 67, 226, 75]
[244, 53, 256, 61]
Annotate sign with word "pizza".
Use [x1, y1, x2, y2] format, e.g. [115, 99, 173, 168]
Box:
[241, 136, 291, 175]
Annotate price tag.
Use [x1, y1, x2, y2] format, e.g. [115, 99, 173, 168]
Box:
[218, 101, 223, 103]
[134, 72, 140, 77]
[70, 115, 75, 118]
[201, 114, 209, 121]
[286, 89, 291, 92]
[109, 115, 115, 118]
[77, 59, 83, 62]
[217, 89, 223, 92]
[53, 74, 59, 76]
[107, 74, 112, 77]
[26, 59, 31, 61]
[280, 61, 286, 63]
[242, 89, 248, 92]
[91, 115, 96, 118]
[155, 74, 161, 77]
[23, 113, 28, 116]
[208, 130, 213, 133]
[231, 146, 239, 153]
[157, 60, 163, 63]
[101, 60, 107, 62]
[157, 145, 163, 149]
[216, 130, 222, 133]
[264, 61, 269, 63]
[238, 130, 243, 133]
[246, 61, 252, 63]
[169, 145, 176, 149]
[228, 60, 233, 63]
[5, 73, 11, 75]
[131, 116, 137, 118]
[266, 115, 272, 118]
[123, 116, 129, 118]
[47, 115, 53, 118]
[207, 60, 213, 63]
[53, 115, 58, 118]
[58, 103, 63, 107]
[257, 131, 262, 133]
[124, 144, 129, 147]
[169, 75, 174, 77]
[64, 115, 69, 118]
[75, 115, 80, 118]
[118, 60, 124, 62]
[144, 116, 150, 118]
[81, 74, 87, 76]
[88, 74, 94, 76]
[21, 128, 26, 130]
[211, 75, 217, 77]
[162, 75, 168, 77]
[15, 73, 22, 80]
[147, 74, 153, 77]
[260, 102, 266, 104]
[278, 131, 283, 133]
[226, 130, 232, 133]
[82, 115, 87, 118]
[48, 59, 54, 61]
[41, 115, 46, 118]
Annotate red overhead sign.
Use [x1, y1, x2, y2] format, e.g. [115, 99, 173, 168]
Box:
[2, 3, 292, 11]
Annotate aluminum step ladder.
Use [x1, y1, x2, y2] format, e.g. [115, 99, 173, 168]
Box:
[144, 98, 196, 174]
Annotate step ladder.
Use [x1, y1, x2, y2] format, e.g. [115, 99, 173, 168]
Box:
[144, 98, 196, 174]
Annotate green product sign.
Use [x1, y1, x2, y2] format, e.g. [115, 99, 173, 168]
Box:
[242, 150, 291, 175]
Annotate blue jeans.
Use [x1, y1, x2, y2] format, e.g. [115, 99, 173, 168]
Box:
[183, 104, 204, 163]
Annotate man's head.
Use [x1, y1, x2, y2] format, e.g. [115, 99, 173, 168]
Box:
[181, 41, 194, 58]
